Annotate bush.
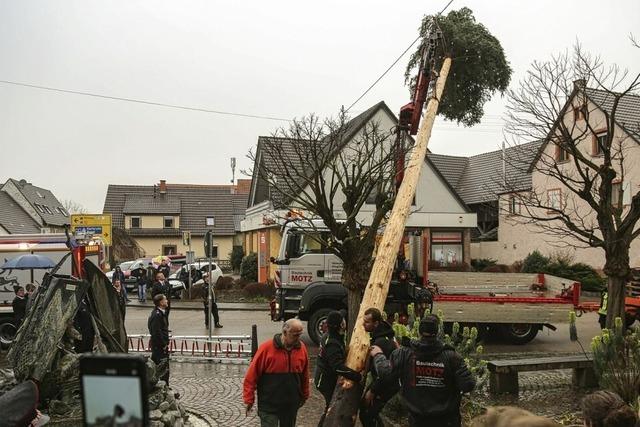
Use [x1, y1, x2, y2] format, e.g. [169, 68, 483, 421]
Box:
[510, 260, 524, 273]
[482, 264, 511, 273]
[240, 253, 258, 282]
[471, 258, 497, 272]
[242, 282, 275, 299]
[521, 250, 550, 273]
[592, 317, 640, 404]
[216, 276, 234, 290]
[230, 246, 244, 272]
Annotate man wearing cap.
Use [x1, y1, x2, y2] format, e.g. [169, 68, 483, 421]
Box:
[314, 310, 361, 426]
[370, 314, 475, 427]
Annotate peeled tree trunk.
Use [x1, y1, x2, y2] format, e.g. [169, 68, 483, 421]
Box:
[323, 57, 452, 426]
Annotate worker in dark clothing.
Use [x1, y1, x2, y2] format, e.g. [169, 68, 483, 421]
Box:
[157, 259, 171, 280]
[360, 307, 399, 427]
[112, 265, 129, 301]
[146, 262, 156, 286]
[113, 279, 127, 320]
[202, 273, 222, 328]
[151, 272, 172, 320]
[12, 286, 27, 328]
[371, 314, 475, 427]
[148, 294, 170, 385]
[314, 310, 361, 426]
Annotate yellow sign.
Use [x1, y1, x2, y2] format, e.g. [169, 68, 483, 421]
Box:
[71, 214, 113, 246]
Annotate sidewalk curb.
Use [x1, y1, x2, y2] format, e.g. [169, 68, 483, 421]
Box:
[126, 302, 269, 312]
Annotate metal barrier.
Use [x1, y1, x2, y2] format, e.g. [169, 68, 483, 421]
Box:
[128, 325, 258, 363]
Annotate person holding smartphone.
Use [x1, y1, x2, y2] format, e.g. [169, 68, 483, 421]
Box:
[148, 294, 170, 385]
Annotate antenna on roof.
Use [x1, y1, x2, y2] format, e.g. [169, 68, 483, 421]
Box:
[230, 157, 236, 184]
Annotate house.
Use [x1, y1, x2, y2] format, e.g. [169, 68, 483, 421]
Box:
[430, 81, 640, 269]
[103, 179, 250, 261]
[0, 178, 69, 234]
[242, 101, 478, 282]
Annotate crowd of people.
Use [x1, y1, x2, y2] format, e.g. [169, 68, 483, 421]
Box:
[242, 309, 640, 427]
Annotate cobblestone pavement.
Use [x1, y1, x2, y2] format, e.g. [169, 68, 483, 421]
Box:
[171, 361, 326, 427]
[170, 359, 585, 426]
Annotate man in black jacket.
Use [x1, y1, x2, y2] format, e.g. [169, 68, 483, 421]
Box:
[11, 286, 27, 328]
[148, 294, 170, 385]
[157, 259, 171, 280]
[314, 310, 361, 426]
[371, 314, 475, 427]
[151, 272, 172, 320]
[359, 307, 399, 427]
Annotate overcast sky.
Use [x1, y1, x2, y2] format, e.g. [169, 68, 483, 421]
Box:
[1, 0, 638, 212]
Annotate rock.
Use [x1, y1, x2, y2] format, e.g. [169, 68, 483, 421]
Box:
[166, 391, 176, 404]
[151, 421, 163, 427]
[156, 380, 167, 389]
[161, 413, 175, 426]
[158, 401, 170, 412]
[168, 410, 181, 420]
[174, 419, 184, 427]
[150, 410, 163, 420]
[169, 400, 178, 411]
[48, 399, 70, 416]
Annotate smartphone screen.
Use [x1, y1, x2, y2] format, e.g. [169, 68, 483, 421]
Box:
[80, 354, 148, 427]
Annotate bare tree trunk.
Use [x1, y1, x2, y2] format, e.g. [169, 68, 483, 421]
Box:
[323, 57, 452, 427]
[606, 275, 627, 328]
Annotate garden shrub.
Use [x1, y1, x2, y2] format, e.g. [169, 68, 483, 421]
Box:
[230, 246, 244, 272]
[482, 264, 511, 273]
[240, 252, 258, 282]
[242, 281, 275, 299]
[592, 317, 640, 404]
[521, 250, 550, 273]
[471, 258, 497, 272]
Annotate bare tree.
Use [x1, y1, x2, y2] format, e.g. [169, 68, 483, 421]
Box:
[62, 199, 88, 214]
[249, 108, 400, 331]
[502, 44, 640, 328]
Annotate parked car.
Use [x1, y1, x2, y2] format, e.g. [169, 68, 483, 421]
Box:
[171, 261, 223, 287]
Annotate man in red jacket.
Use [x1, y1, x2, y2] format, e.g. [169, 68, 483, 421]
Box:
[243, 319, 309, 427]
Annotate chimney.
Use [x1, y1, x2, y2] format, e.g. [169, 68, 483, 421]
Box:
[573, 79, 586, 91]
[159, 180, 167, 194]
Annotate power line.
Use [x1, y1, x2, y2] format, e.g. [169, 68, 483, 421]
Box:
[345, 0, 455, 112]
[0, 79, 291, 122]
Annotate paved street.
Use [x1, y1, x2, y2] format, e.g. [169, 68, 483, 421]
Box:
[124, 306, 603, 426]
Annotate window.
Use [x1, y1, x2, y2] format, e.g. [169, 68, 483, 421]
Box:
[34, 204, 45, 213]
[164, 216, 174, 228]
[431, 231, 463, 266]
[573, 106, 586, 121]
[131, 216, 141, 228]
[206, 216, 215, 226]
[285, 232, 328, 258]
[593, 132, 606, 156]
[57, 207, 68, 215]
[507, 195, 521, 215]
[611, 181, 631, 208]
[43, 206, 53, 215]
[36, 191, 44, 198]
[548, 189, 562, 210]
[162, 245, 177, 255]
[555, 143, 570, 163]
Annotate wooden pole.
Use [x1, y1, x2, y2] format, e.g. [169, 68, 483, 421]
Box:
[323, 56, 452, 426]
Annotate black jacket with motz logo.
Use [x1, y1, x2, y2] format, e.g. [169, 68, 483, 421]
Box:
[373, 337, 475, 416]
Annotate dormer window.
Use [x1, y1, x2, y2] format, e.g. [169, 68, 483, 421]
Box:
[206, 216, 215, 226]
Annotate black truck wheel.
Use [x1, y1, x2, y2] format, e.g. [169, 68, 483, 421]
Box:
[308, 308, 333, 345]
[501, 323, 539, 345]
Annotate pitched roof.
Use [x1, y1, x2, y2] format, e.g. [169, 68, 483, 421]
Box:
[429, 140, 541, 205]
[248, 101, 395, 207]
[103, 183, 237, 236]
[6, 179, 69, 226]
[123, 196, 181, 214]
[585, 88, 640, 141]
[0, 192, 41, 234]
[232, 193, 249, 232]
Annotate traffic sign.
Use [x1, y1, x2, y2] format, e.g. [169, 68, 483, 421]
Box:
[182, 231, 191, 246]
[71, 214, 112, 246]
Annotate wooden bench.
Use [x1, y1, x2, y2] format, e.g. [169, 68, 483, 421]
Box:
[487, 354, 597, 394]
